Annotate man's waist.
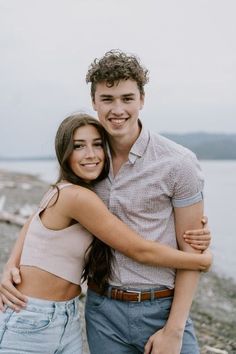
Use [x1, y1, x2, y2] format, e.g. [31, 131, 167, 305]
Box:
[87, 280, 174, 302]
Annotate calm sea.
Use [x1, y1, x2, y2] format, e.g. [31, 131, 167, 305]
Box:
[0, 159, 235, 281]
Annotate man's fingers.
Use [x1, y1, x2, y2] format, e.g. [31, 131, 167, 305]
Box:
[0, 283, 27, 305]
[1, 293, 21, 312]
[11, 268, 22, 284]
[144, 336, 153, 354]
[0, 295, 5, 312]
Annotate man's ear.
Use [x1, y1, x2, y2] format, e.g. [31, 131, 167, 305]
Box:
[140, 93, 145, 110]
[91, 96, 97, 111]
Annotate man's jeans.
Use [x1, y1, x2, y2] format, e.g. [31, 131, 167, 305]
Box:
[85, 289, 199, 354]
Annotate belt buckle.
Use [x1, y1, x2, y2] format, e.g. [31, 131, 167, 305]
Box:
[126, 289, 142, 302]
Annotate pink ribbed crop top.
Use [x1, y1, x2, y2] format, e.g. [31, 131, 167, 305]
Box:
[20, 183, 93, 285]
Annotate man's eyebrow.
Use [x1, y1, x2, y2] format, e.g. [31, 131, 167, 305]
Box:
[99, 93, 135, 97]
[99, 94, 112, 98]
[122, 93, 135, 97]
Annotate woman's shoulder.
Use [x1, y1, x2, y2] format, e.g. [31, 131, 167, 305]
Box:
[58, 183, 97, 202]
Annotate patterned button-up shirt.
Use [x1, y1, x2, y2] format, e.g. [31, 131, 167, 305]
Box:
[94, 124, 204, 289]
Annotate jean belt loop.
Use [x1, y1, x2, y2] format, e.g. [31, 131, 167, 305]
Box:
[150, 288, 155, 302]
[74, 297, 79, 316]
[107, 285, 112, 299]
[51, 302, 57, 321]
[73, 298, 77, 316]
[65, 302, 71, 319]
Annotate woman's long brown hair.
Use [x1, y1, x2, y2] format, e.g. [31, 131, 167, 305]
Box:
[55, 113, 114, 291]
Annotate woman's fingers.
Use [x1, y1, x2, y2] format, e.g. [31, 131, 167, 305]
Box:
[201, 215, 208, 225]
[184, 228, 210, 236]
[183, 228, 211, 251]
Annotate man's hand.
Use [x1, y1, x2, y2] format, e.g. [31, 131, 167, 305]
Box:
[0, 266, 27, 312]
[144, 327, 183, 354]
[183, 216, 211, 251]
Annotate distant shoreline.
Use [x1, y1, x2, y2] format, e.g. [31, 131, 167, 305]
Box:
[1, 132, 236, 160]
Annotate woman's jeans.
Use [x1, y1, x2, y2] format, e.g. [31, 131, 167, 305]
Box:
[0, 296, 82, 354]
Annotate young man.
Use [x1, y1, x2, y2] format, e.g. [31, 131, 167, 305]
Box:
[85, 50, 205, 354]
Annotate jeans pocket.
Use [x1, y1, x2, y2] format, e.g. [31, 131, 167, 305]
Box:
[6, 309, 53, 334]
[85, 289, 107, 310]
[157, 297, 173, 312]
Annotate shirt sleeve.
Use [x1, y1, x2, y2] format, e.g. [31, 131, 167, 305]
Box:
[171, 151, 204, 208]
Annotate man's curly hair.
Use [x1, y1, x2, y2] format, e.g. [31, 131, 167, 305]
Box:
[86, 49, 149, 99]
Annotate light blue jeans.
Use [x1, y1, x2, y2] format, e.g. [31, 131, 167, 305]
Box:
[85, 288, 199, 354]
[0, 296, 82, 354]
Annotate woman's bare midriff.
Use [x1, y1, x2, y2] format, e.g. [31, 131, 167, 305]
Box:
[17, 266, 81, 301]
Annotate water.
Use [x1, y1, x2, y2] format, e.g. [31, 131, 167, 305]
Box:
[201, 160, 236, 281]
[0, 159, 235, 281]
[0, 160, 59, 183]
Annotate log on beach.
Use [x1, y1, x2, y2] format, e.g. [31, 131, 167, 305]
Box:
[0, 210, 26, 226]
[0, 169, 236, 354]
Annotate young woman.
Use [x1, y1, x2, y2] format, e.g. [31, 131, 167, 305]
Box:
[0, 114, 211, 354]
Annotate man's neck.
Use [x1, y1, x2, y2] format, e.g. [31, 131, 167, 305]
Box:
[109, 124, 141, 175]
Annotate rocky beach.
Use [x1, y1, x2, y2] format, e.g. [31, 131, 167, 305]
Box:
[0, 169, 235, 354]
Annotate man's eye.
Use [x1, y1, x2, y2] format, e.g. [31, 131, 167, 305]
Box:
[102, 98, 112, 102]
[124, 97, 133, 102]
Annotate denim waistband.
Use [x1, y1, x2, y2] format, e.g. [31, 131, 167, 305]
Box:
[24, 295, 80, 315]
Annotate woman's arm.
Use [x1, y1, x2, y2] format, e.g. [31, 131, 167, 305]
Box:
[67, 187, 212, 271]
[0, 188, 211, 311]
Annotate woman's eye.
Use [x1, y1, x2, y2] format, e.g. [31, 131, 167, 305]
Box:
[73, 144, 84, 150]
[94, 142, 103, 147]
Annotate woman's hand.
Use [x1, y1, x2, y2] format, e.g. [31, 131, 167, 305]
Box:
[183, 216, 211, 251]
[0, 265, 27, 312]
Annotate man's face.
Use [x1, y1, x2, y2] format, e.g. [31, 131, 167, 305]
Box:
[92, 79, 144, 139]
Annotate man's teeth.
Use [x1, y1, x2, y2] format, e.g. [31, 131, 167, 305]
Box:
[110, 119, 126, 123]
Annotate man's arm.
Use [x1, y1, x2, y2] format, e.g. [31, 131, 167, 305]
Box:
[0, 217, 32, 311]
[145, 201, 204, 354]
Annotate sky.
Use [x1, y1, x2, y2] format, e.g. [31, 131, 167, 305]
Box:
[0, 0, 235, 158]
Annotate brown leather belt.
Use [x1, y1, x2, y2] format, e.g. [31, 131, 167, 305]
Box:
[88, 281, 174, 302]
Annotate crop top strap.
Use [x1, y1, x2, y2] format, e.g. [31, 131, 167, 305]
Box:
[38, 182, 73, 211]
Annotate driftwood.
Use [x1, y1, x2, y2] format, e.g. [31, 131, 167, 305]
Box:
[0, 195, 34, 226]
[0, 210, 27, 226]
[203, 346, 228, 354]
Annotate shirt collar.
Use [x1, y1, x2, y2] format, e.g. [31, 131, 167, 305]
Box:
[128, 120, 150, 164]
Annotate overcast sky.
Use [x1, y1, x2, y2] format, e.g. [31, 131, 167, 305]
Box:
[0, 0, 235, 157]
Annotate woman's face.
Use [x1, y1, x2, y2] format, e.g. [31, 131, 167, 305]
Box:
[69, 125, 105, 182]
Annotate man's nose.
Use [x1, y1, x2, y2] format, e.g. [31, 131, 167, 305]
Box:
[111, 102, 124, 115]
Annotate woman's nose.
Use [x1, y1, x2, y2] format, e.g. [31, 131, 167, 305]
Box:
[85, 146, 96, 157]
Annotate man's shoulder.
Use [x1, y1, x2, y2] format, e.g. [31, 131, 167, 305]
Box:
[148, 131, 195, 161]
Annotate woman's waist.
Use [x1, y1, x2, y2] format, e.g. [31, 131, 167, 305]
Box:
[17, 266, 81, 301]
